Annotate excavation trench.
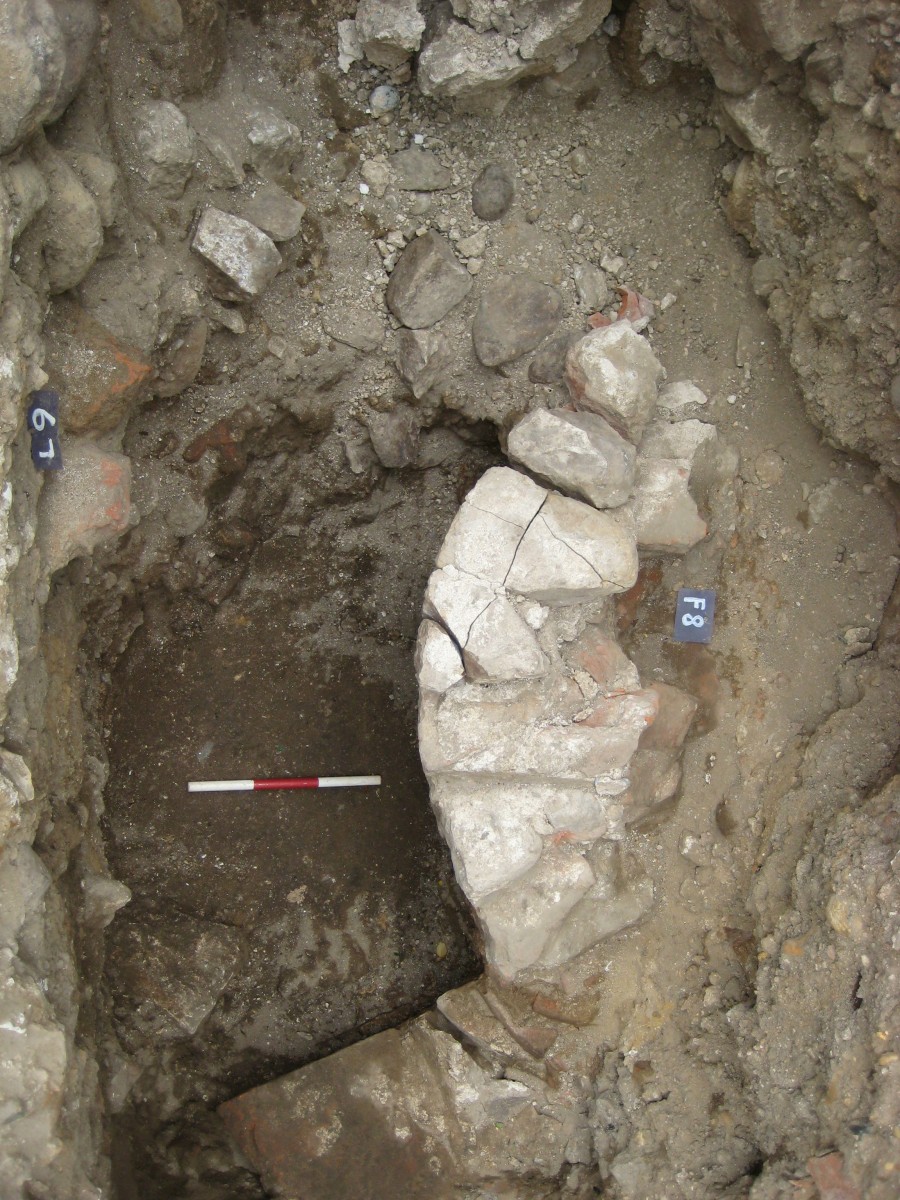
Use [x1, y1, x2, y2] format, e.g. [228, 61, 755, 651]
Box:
[1, 3, 898, 1199]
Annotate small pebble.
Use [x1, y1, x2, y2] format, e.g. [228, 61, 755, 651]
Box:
[369, 85, 400, 116]
[435, 941, 448, 960]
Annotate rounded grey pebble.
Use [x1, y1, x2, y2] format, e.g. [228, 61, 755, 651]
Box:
[370, 85, 400, 116]
[472, 163, 514, 222]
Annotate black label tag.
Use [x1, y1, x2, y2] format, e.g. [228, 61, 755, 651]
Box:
[674, 588, 716, 643]
[27, 390, 63, 471]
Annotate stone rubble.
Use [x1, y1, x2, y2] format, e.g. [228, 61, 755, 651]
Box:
[472, 273, 564, 367]
[385, 231, 472, 328]
[565, 322, 666, 443]
[506, 407, 636, 509]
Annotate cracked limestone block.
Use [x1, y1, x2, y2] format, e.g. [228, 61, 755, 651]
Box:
[385, 232, 472, 329]
[424, 566, 547, 683]
[192, 207, 282, 302]
[625, 458, 707, 554]
[565, 323, 665, 444]
[478, 843, 596, 977]
[419, 675, 652, 782]
[505, 492, 638, 604]
[133, 100, 196, 198]
[355, 0, 425, 69]
[507, 408, 636, 509]
[437, 465, 546, 585]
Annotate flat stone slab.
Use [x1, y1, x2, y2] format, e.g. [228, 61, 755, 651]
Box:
[386, 232, 472, 329]
[473, 275, 563, 366]
[564, 324, 665, 443]
[507, 408, 636, 509]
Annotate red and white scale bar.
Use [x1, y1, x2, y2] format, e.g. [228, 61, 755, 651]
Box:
[188, 776, 381, 793]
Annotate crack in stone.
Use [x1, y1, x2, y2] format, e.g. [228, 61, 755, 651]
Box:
[504, 496, 549, 588]
[543, 520, 629, 591]
[466, 499, 534, 532]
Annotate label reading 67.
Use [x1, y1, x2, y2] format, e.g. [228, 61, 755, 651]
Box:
[27, 390, 63, 471]
[673, 588, 716, 643]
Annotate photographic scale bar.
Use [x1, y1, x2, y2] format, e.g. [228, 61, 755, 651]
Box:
[188, 776, 381, 793]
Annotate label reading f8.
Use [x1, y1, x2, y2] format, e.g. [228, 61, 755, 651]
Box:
[27, 390, 62, 471]
[674, 588, 716, 643]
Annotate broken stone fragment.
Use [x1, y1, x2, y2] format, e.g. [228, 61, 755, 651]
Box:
[639, 417, 717, 470]
[436, 465, 546, 585]
[133, 100, 196, 198]
[625, 459, 707, 554]
[565, 323, 665, 444]
[191, 207, 282, 302]
[396, 327, 452, 398]
[354, 0, 425, 69]
[565, 627, 641, 694]
[507, 408, 636, 509]
[424, 566, 546, 683]
[516, 0, 613, 61]
[657, 379, 708, 414]
[43, 298, 152, 433]
[239, 184, 306, 243]
[385, 232, 472, 329]
[37, 440, 132, 574]
[505, 492, 638, 604]
[415, 620, 464, 694]
[639, 683, 698, 751]
[389, 147, 452, 191]
[366, 405, 419, 468]
[539, 873, 654, 970]
[473, 275, 563, 367]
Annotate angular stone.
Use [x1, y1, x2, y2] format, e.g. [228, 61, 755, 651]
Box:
[415, 619, 464, 694]
[396, 328, 452, 398]
[191, 207, 282, 302]
[528, 332, 579, 384]
[355, 0, 425, 69]
[133, 100, 196, 198]
[423, 567, 545, 684]
[436, 466, 546, 585]
[626, 459, 707, 554]
[517, 0, 613, 61]
[38, 440, 131, 574]
[639, 417, 717, 470]
[240, 184, 306, 242]
[574, 262, 609, 310]
[473, 275, 563, 367]
[418, 19, 537, 110]
[390, 147, 452, 191]
[565, 324, 665, 444]
[507, 408, 636, 509]
[367, 405, 419, 468]
[428, 776, 546, 901]
[437, 983, 549, 1070]
[245, 105, 301, 177]
[479, 844, 596, 976]
[43, 299, 151, 434]
[386, 232, 472, 329]
[472, 162, 514, 221]
[620, 748, 682, 826]
[506, 493, 638, 604]
[657, 379, 708, 414]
